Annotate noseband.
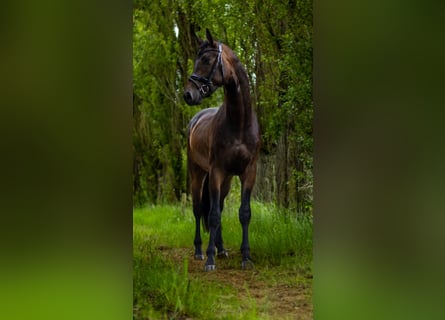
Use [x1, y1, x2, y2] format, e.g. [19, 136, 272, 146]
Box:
[189, 43, 225, 97]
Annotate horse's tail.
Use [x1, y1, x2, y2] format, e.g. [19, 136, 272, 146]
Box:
[202, 174, 210, 232]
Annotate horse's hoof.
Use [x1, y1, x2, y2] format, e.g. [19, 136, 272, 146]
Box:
[217, 250, 229, 258]
[194, 254, 205, 260]
[241, 259, 255, 270]
[204, 264, 216, 272]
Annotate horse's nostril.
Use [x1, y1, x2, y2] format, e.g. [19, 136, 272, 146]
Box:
[184, 91, 192, 101]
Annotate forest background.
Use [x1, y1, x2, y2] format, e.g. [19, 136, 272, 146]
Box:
[133, 0, 313, 212]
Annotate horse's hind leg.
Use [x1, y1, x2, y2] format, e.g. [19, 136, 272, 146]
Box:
[215, 227, 228, 258]
[192, 205, 204, 260]
[191, 168, 207, 260]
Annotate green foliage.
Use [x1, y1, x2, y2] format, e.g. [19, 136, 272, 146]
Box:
[133, 0, 313, 210]
[133, 1, 187, 205]
[249, 203, 313, 267]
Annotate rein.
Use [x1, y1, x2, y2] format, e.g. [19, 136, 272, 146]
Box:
[189, 43, 225, 97]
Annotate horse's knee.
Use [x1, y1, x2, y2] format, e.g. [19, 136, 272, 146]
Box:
[239, 207, 251, 225]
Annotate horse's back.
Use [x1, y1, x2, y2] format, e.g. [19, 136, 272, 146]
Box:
[187, 107, 219, 136]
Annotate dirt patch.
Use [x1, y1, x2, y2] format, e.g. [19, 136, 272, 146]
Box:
[159, 247, 313, 319]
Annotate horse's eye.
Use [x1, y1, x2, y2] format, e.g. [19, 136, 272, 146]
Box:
[202, 57, 210, 65]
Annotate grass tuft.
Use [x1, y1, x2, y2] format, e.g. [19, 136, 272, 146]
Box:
[133, 201, 312, 319]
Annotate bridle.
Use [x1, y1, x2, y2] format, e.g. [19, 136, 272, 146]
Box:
[188, 43, 225, 97]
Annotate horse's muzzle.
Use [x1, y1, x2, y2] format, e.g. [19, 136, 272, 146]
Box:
[183, 88, 202, 105]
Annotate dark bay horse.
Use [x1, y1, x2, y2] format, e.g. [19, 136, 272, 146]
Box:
[183, 29, 260, 271]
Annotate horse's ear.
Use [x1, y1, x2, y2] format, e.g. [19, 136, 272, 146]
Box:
[206, 28, 214, 46]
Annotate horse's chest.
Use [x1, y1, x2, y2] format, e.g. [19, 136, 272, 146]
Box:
[214, 139, 252, 175]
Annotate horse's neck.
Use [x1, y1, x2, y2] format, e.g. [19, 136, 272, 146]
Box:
[223, 63, 252, 131]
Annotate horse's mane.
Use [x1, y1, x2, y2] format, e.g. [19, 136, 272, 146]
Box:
[197, 39, 252, 119]
[221, 44, 252, 115]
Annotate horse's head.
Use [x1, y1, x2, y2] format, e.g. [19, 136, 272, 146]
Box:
[184, 29, 225, 105]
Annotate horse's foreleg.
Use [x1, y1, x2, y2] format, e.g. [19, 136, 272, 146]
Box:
[215, 176, 232, 258]
[205, 169, 223, 271]
[239, 188, 253, 268]
[239, 164, 256, 269]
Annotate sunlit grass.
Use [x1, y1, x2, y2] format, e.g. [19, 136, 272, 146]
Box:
[133, 201, 312, 319]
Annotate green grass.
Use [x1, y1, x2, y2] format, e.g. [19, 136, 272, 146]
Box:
[133, 201, 312, 319]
